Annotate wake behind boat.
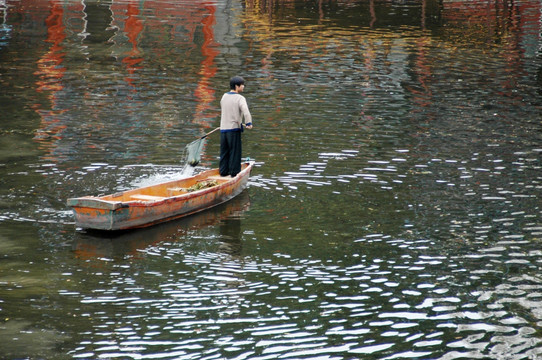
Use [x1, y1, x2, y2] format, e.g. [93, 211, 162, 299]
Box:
[67, 161, 254, 231]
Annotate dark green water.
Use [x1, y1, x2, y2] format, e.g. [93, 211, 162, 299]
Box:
[1, 0, 541, 359]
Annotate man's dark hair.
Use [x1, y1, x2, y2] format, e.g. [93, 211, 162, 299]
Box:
[230, 76, 245, 90]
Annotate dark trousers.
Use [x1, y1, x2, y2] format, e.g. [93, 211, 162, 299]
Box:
[219, 131, 242, 177]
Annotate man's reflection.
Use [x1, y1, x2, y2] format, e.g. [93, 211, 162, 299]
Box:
[218, 217, 242, 256]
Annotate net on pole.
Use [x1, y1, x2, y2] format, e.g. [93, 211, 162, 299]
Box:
[184, 137, 207, 166]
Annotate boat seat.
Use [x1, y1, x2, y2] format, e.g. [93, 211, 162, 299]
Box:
[130, 194, 165, 201]
[206, 175, 231, 182]
[167, 187, 188, 196]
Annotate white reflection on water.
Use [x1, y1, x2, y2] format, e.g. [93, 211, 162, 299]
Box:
[59, 227, 542, 359]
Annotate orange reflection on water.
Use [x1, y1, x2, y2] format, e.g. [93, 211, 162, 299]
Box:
[442, 0, 540, 101]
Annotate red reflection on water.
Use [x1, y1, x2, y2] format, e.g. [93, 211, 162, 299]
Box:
[33, 0, 67, 161]
[121, 2, 144, 91]
[28, 0, 223, 161]
[369, 0, 376, 28]
[35, 2, 65, 93]
[408, 36, 433, 116]
[194, 3, 219, 126]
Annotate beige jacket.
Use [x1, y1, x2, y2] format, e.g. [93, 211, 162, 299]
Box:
[220, 91, 252, 131]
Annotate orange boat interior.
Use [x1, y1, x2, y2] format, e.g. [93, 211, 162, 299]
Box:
[97, 163, 250, 203]
[98, 169, 229, 203]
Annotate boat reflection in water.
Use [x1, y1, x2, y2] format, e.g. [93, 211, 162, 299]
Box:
[72, 190, 250, 260]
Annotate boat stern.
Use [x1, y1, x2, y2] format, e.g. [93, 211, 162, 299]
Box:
[67, 197, 128, 230]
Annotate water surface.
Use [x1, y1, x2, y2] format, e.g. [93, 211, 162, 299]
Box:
[0, 0, 541, 359]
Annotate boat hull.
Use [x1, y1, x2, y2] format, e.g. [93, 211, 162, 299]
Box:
[67, 162, 254, 231]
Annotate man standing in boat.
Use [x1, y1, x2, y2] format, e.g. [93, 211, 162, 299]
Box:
[219, 76, 253, 177]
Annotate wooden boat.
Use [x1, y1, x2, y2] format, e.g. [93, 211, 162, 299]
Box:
[67, 161, 254, 231]
[73, 191, 251, 259]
